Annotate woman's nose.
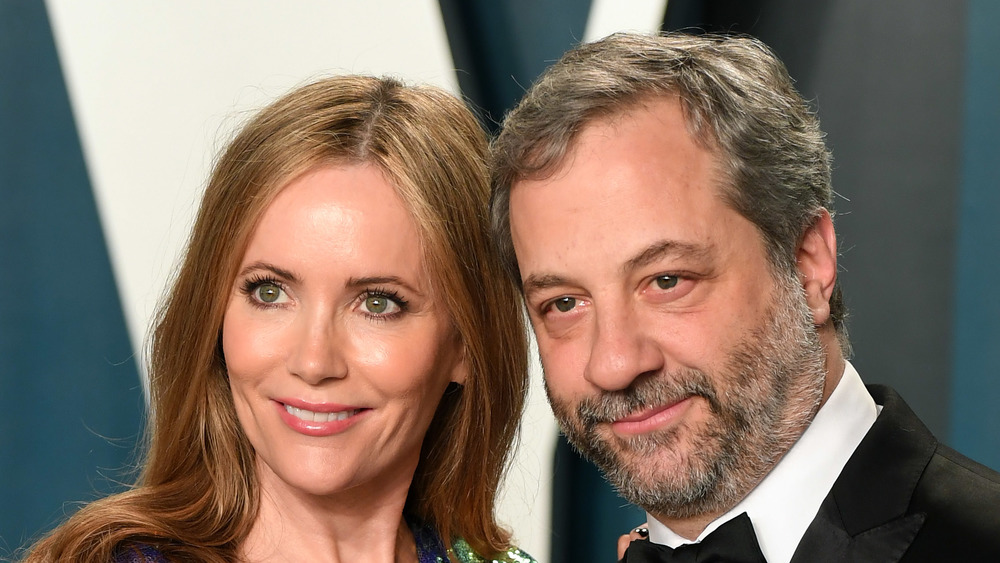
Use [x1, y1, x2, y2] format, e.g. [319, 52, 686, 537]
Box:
[285, 308, 348, 384]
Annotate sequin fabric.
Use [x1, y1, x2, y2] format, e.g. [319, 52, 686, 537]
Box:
[410, 520, 537, 563]
[447, 538, 537, 563]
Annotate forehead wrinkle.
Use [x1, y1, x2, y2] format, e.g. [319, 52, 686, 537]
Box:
[622, 240, 714, 276]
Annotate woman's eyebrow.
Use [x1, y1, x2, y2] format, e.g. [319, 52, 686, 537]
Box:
[237, 261, 299, 283]
[346, 275, 425, 296]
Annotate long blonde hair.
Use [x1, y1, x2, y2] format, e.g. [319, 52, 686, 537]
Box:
[24, 75, 528, 562]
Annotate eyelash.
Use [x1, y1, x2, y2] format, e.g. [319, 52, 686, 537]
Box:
[650, 273, 681, 290]
[541, 296, 581, 316]
[240, 274, 287, 309]
[537, 272, 689, 315]
[239, 276, 410, 321]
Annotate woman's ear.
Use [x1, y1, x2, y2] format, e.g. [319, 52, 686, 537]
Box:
[796, 209, 838, 326]
[448, 341, 468, 385]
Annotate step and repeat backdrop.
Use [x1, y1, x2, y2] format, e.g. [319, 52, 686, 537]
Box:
[2, 1, 996, 560]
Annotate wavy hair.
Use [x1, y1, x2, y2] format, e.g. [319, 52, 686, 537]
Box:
[24, 75, 528, 562]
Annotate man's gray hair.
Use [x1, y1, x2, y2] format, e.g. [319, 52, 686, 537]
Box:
[489, 32, 849, 352]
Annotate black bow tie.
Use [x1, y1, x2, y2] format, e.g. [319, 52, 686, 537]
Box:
[621, 513, 766, 563]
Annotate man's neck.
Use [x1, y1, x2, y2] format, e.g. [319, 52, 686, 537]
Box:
[656, 511, 729, 541]
[818, 325, 846, 408]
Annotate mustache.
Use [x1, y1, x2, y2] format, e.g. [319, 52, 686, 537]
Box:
[576, 369, 719, 428]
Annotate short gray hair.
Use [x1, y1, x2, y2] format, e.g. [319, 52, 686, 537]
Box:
[489, 32, 849, 352]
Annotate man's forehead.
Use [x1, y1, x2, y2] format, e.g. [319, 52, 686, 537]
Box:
[512, 96, 691, 187]
[524, 101, 714, 184]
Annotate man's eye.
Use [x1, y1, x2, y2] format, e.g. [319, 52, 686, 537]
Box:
[552, 297, 577, 313]
[654, 275, 679, 290]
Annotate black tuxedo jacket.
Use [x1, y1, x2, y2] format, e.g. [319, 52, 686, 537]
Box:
[790, 385, 1000, 562]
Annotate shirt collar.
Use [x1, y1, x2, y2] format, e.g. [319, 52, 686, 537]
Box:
[646, 361, 879, 563]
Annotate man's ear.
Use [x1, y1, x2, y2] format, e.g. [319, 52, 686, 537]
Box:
[796, 209, 838, 326]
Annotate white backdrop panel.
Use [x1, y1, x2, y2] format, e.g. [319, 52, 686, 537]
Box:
[46, 0, 557, 556]
[45, 0, 665, 556]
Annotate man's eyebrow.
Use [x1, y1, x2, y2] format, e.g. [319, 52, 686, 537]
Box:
[520, 241, 711, 299]
[522, 273, 572, 300]
[622, 240, 712, 275]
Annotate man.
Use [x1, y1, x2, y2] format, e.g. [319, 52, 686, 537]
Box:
[490, 33, 1000, 562]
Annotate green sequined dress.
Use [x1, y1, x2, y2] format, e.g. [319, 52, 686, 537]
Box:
[410, 519, 537, 563]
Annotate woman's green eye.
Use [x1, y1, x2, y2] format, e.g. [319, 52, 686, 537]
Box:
[364, 295, 389, 314]
[256, 283, 283, 303]
[553, 297, 577, 313]
[360, 291, 405, 317]
[655, 275, 679, 290]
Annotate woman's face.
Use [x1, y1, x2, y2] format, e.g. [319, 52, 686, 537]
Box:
[222, 164, 465, 502]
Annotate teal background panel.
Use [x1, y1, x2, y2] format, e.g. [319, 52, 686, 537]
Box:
[439, 0, 594, 132]
[949, 0, 1000, 470]
[0, 1, 145, 554]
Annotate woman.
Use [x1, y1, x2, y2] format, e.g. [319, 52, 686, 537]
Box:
[23, 76, 533, 562]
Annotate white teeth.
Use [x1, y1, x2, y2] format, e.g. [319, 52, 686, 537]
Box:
[284, 404, 359, 423]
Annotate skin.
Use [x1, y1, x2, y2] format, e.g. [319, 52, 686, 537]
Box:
[509, 97, 843, 539]
[222, 164, 466, 562]
[617, 525, 649, 559]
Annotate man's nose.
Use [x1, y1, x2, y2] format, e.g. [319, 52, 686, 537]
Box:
[583, 307, 663, 391]
[285, 308, 348, 385]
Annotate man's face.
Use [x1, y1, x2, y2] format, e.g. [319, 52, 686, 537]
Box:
[508, 98, 827, 521]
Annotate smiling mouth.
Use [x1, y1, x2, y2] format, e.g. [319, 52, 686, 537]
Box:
[608, 396, 697, 436]
[284, 404, 363, 423]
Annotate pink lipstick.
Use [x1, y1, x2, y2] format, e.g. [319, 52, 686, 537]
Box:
[274, 399, 369, 437]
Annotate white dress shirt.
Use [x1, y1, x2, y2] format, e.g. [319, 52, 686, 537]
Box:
[646, 361, 879, 563]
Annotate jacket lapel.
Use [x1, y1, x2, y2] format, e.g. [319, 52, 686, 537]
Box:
[790, 386, 935, 563]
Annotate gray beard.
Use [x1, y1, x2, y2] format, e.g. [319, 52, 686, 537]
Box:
[547, 273, 827, 520]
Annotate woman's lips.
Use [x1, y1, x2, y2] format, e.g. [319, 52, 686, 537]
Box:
[274, 399, 370, 436]
[284, 404, 362, 423]
[610, 395, 696, 436]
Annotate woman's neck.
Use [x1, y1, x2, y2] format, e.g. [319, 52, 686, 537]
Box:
[240, 464, 418, 562]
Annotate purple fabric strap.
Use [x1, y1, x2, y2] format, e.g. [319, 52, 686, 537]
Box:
[112, 544, 169, 563]
[409, 518, 450, 563]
